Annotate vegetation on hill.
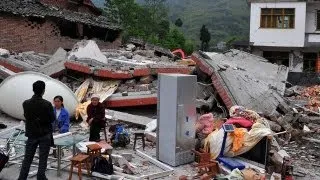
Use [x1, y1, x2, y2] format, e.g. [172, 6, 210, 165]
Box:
[95, 0, 250, 51]
[103, 0, 195, 54]
[167, 0, 250, 45]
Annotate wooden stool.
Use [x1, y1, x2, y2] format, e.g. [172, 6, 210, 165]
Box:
[87, 144, 102, 162]
[192, 149, 220, 178]
[69, 154, 90, 180]
[133, 131, 145, 150]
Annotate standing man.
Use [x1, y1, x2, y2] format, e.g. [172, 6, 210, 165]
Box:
[18, 81, 55, 180]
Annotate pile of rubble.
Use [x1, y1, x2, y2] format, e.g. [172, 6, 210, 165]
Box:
[0, 40, 193, 109]
[191, 50, 320, 179]
[0, 42, 319, 179]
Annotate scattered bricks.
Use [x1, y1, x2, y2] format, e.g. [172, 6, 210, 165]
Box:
[139, 75, 154, 84]
[64, 61, 92, 74]
[95, 69, 132, 79]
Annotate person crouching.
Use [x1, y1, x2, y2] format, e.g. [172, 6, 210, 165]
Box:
[87, 94, 105, 142]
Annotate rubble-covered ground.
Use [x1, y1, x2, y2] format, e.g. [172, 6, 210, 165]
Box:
[1, 43, 320, 179]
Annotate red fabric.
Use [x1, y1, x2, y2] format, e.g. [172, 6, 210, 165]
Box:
[225, 117, 253, 128]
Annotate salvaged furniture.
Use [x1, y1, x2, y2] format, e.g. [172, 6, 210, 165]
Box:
[69, 154, 91, 180]
[86, 144, 102, 163]
[192, 149, 220, 178]
[133, 131, 146, 150]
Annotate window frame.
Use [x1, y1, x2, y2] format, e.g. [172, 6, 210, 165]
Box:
[316, 10, 320, 31]
[260, 8, 295, 29]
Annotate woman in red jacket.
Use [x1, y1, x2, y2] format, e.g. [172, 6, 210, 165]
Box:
[87, 95, 105, 142]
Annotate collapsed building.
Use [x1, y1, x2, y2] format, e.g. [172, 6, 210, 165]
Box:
[0, 0, 122, 54]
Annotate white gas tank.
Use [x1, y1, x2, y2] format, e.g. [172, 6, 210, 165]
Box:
[0, 71, 78, 120]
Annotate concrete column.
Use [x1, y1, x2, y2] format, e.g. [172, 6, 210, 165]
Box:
[289, 51, 303, 72]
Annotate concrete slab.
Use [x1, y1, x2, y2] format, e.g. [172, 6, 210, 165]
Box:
[205, 50, 288, 95]
[39, 48, 67, 77]
[192, 50, 289, 114]
[106, 109, 154, 126]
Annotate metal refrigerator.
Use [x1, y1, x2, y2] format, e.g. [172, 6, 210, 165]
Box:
[157, 74, 197, 166]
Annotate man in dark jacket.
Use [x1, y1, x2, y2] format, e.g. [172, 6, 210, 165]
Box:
[87, 94, 105, 142]
[18, 81, 55, 180]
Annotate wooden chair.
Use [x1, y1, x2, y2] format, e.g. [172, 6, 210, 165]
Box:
[69, 154, 90, 180]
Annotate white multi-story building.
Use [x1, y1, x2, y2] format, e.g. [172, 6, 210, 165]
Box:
[249, 0, 320, 72]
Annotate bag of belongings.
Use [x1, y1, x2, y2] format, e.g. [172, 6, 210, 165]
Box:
[109, 124, 130, 148]
[0, 150, 9, 173]
[91, 155, 113, 175]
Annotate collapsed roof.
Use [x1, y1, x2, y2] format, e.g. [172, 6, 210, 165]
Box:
[192, 49, 289, 114]
[0, 0, 121, 30]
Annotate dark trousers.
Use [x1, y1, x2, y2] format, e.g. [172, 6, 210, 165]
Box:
[89, 123, 101, 142]
[18, 134, 51, 180]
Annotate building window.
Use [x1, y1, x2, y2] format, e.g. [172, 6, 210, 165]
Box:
[263, 51, 289, 67]
[317, 10, 320, 30]
[303, 53, 317, 72]
[260, 8, 295, 29]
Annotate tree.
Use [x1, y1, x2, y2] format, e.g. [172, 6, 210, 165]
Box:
[175, 18, 183, 27]
[200, 25, 211, 51]
[104, 0, 194, 54]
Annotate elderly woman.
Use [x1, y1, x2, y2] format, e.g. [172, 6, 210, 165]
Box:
[87, 94, 105, 142]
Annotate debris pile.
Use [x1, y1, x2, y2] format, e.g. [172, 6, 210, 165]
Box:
[0, 43, 319, 179]
[290, 85, 320, 112]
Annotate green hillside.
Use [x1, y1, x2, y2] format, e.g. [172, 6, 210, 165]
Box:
[168, 0, 250, 44]
[93, 0, 250, 45]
